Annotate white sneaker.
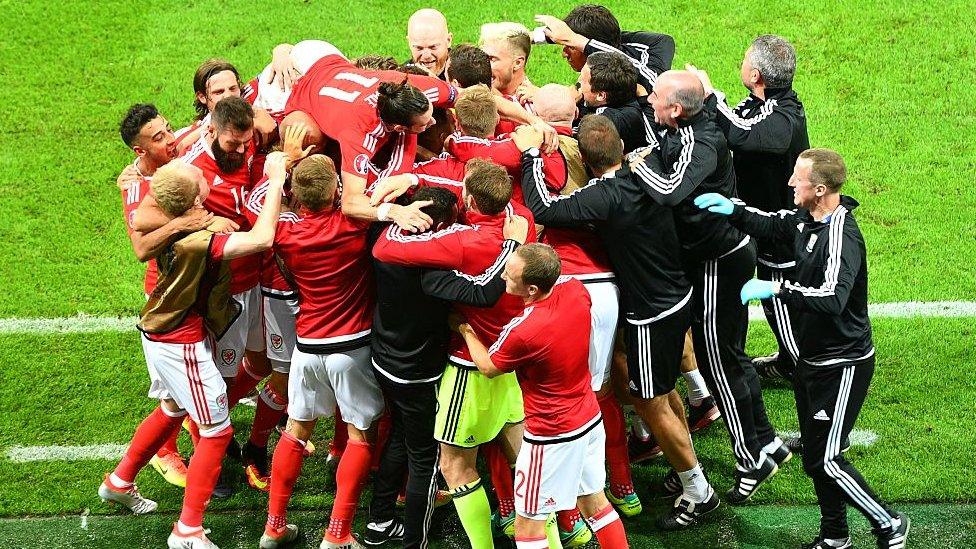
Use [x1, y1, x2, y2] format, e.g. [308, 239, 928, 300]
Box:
[97, 476, 157, 515]
[167, 524, 219, 549]
[320, 535, 365, 549]
[260, 524, 299, 549]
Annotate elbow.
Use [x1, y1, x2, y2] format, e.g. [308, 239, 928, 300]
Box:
[135, 249, 154, 263]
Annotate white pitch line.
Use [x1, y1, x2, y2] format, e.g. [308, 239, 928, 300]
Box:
[0, 301, 974, 334]
[5, 444, 129, 463]
[747, 301, 976, 321]
[779, 429, 878, 448]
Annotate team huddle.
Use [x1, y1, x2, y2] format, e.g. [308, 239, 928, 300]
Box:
[103, 5, 911, 549]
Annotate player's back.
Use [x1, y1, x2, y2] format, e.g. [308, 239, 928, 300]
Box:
[448, 204, 537, 364]
[274, 208, 374, 352]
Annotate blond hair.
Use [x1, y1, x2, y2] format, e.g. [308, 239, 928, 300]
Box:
[479, 22, 531, 59]
[151, 161, 200, 216]
[292, 154, 338, 212]
[799, 148, 847, 191]
[454, 84, 498, 138]
[464, 158, 512, 215]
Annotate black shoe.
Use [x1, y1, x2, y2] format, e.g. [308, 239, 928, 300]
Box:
[753, 352, 792, 382]
[211, 463, 239, 499]
[786, 436, 851, 455]
[768, 439, 793, 467]
[873, 512, 910, 549]
[786, 436, 803, 455]
[801, 537, 852, 549]
[627, 432, 662, 464]
[242, 441, 269, 477]
[725, 457, 778, 504]
[656, 488, 720, 530]
[362, 517, 405, 546]
[662, 469, 682, 498]
[686, 396, 721, 433]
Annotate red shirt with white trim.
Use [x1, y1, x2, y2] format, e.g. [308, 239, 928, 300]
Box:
[146, 232, 231, 344]
[121, 174, 159, 294]
[285, 54, 458, 179]
[490, 277, 600, 437]
[447, 128, 613, 277]
[372, 203, 537, 365]
[247, 179, 373, 352]
[181, 133, 261, 294]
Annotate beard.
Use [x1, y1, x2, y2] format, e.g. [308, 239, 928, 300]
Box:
[212, 140, 245, 173]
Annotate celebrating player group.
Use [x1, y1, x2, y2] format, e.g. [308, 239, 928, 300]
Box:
[104, 5, 911, 549]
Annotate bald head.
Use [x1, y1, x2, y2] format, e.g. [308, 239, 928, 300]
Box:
[532, 84, 578, 127]
[655, 70, 705, 119]
[407, 9, 452, 76]
[279, 110, 325, 154]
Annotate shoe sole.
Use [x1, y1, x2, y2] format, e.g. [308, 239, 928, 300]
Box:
[689, 407, 722, 433]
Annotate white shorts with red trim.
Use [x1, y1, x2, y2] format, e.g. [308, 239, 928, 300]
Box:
[214, 286, 265, 377]
[584, 281, 619, 391]
[288, 345, 384, 429]
[142, 336, 229, 427]
[514, 416, 606, 521]
[262, 290, 298, 371]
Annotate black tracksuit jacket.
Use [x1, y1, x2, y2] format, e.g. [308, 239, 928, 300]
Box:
[728, 196, 874, 367]
[583, 31, 675, 91]
[712, 88, 810, 267]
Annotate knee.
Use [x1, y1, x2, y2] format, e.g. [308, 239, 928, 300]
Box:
[285, 418, 315, 442]
[198, 418, 233, 438]
[268, 372, 289, 397]
[513, 515, 546, 539]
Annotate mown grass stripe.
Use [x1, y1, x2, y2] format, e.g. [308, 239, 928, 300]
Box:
[2, 301, 975, 334]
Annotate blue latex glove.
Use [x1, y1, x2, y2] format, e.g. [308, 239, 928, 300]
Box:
[740, 279, 778, 304]
[693, 193, 734, 215]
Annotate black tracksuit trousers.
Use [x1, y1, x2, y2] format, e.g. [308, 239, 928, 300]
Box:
[691, 241, 777, 471]
[757, 262, 801, 379]
[796, 357, 897, 539]
[368, 371, 440, 548]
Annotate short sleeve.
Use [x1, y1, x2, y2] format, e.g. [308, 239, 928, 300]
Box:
[208, 232, 232, 263]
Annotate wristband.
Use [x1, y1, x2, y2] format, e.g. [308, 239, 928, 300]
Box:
[377, 203, 393, 222]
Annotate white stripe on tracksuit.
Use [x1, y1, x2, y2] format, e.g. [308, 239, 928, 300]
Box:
[702, 260, 758, 470]
[419, 444, 440, 548]
[634, 323, 653, 398]
[825, 365, 893, 529]
[770, 271, 800, 363]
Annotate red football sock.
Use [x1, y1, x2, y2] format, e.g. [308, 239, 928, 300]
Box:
[114, 407, 183, 484]
[599, 394, 634, 496]
[484, 440, 515, 517]
[226, 363, 264, 409]
[156, 426, 181, 458]
[586, 504, 628, 548]
[186, 418, 201, 447]
[330, 407, 348, 456]
[266, 431, 307, 529]
[324, 439, 373, 542]
[179, 424, 233, 528]
[556, 508, 582, 532]
[371, 413, 392, 471]
[249, 385, 287, 447]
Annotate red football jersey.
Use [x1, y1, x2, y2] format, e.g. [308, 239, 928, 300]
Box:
[243, 179, 296, 297]
[372, 203, 537, 365]
[145, 232, 231, 344]
[490, 277, 600, 437]
[447, 128, 612, 277]
[285, 54, 458, 179]
[411, 153, 466, 212]
[247, 179, 373, 351]
[121, 174, 159, 295]
[494, 93, 534, 136]
[182, 133, 261, 294]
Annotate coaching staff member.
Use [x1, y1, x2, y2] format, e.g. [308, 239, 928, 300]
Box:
[628, 70, 790, 503]
[366, 188, 528, 547]
[536, 4, 674, 92]
[695, 148, 909, 549]
[517, 116, 721, 530]
[689, 35, 810, 381]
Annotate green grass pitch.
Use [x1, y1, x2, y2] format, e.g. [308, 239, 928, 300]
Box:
[0, 0, 974, 547]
